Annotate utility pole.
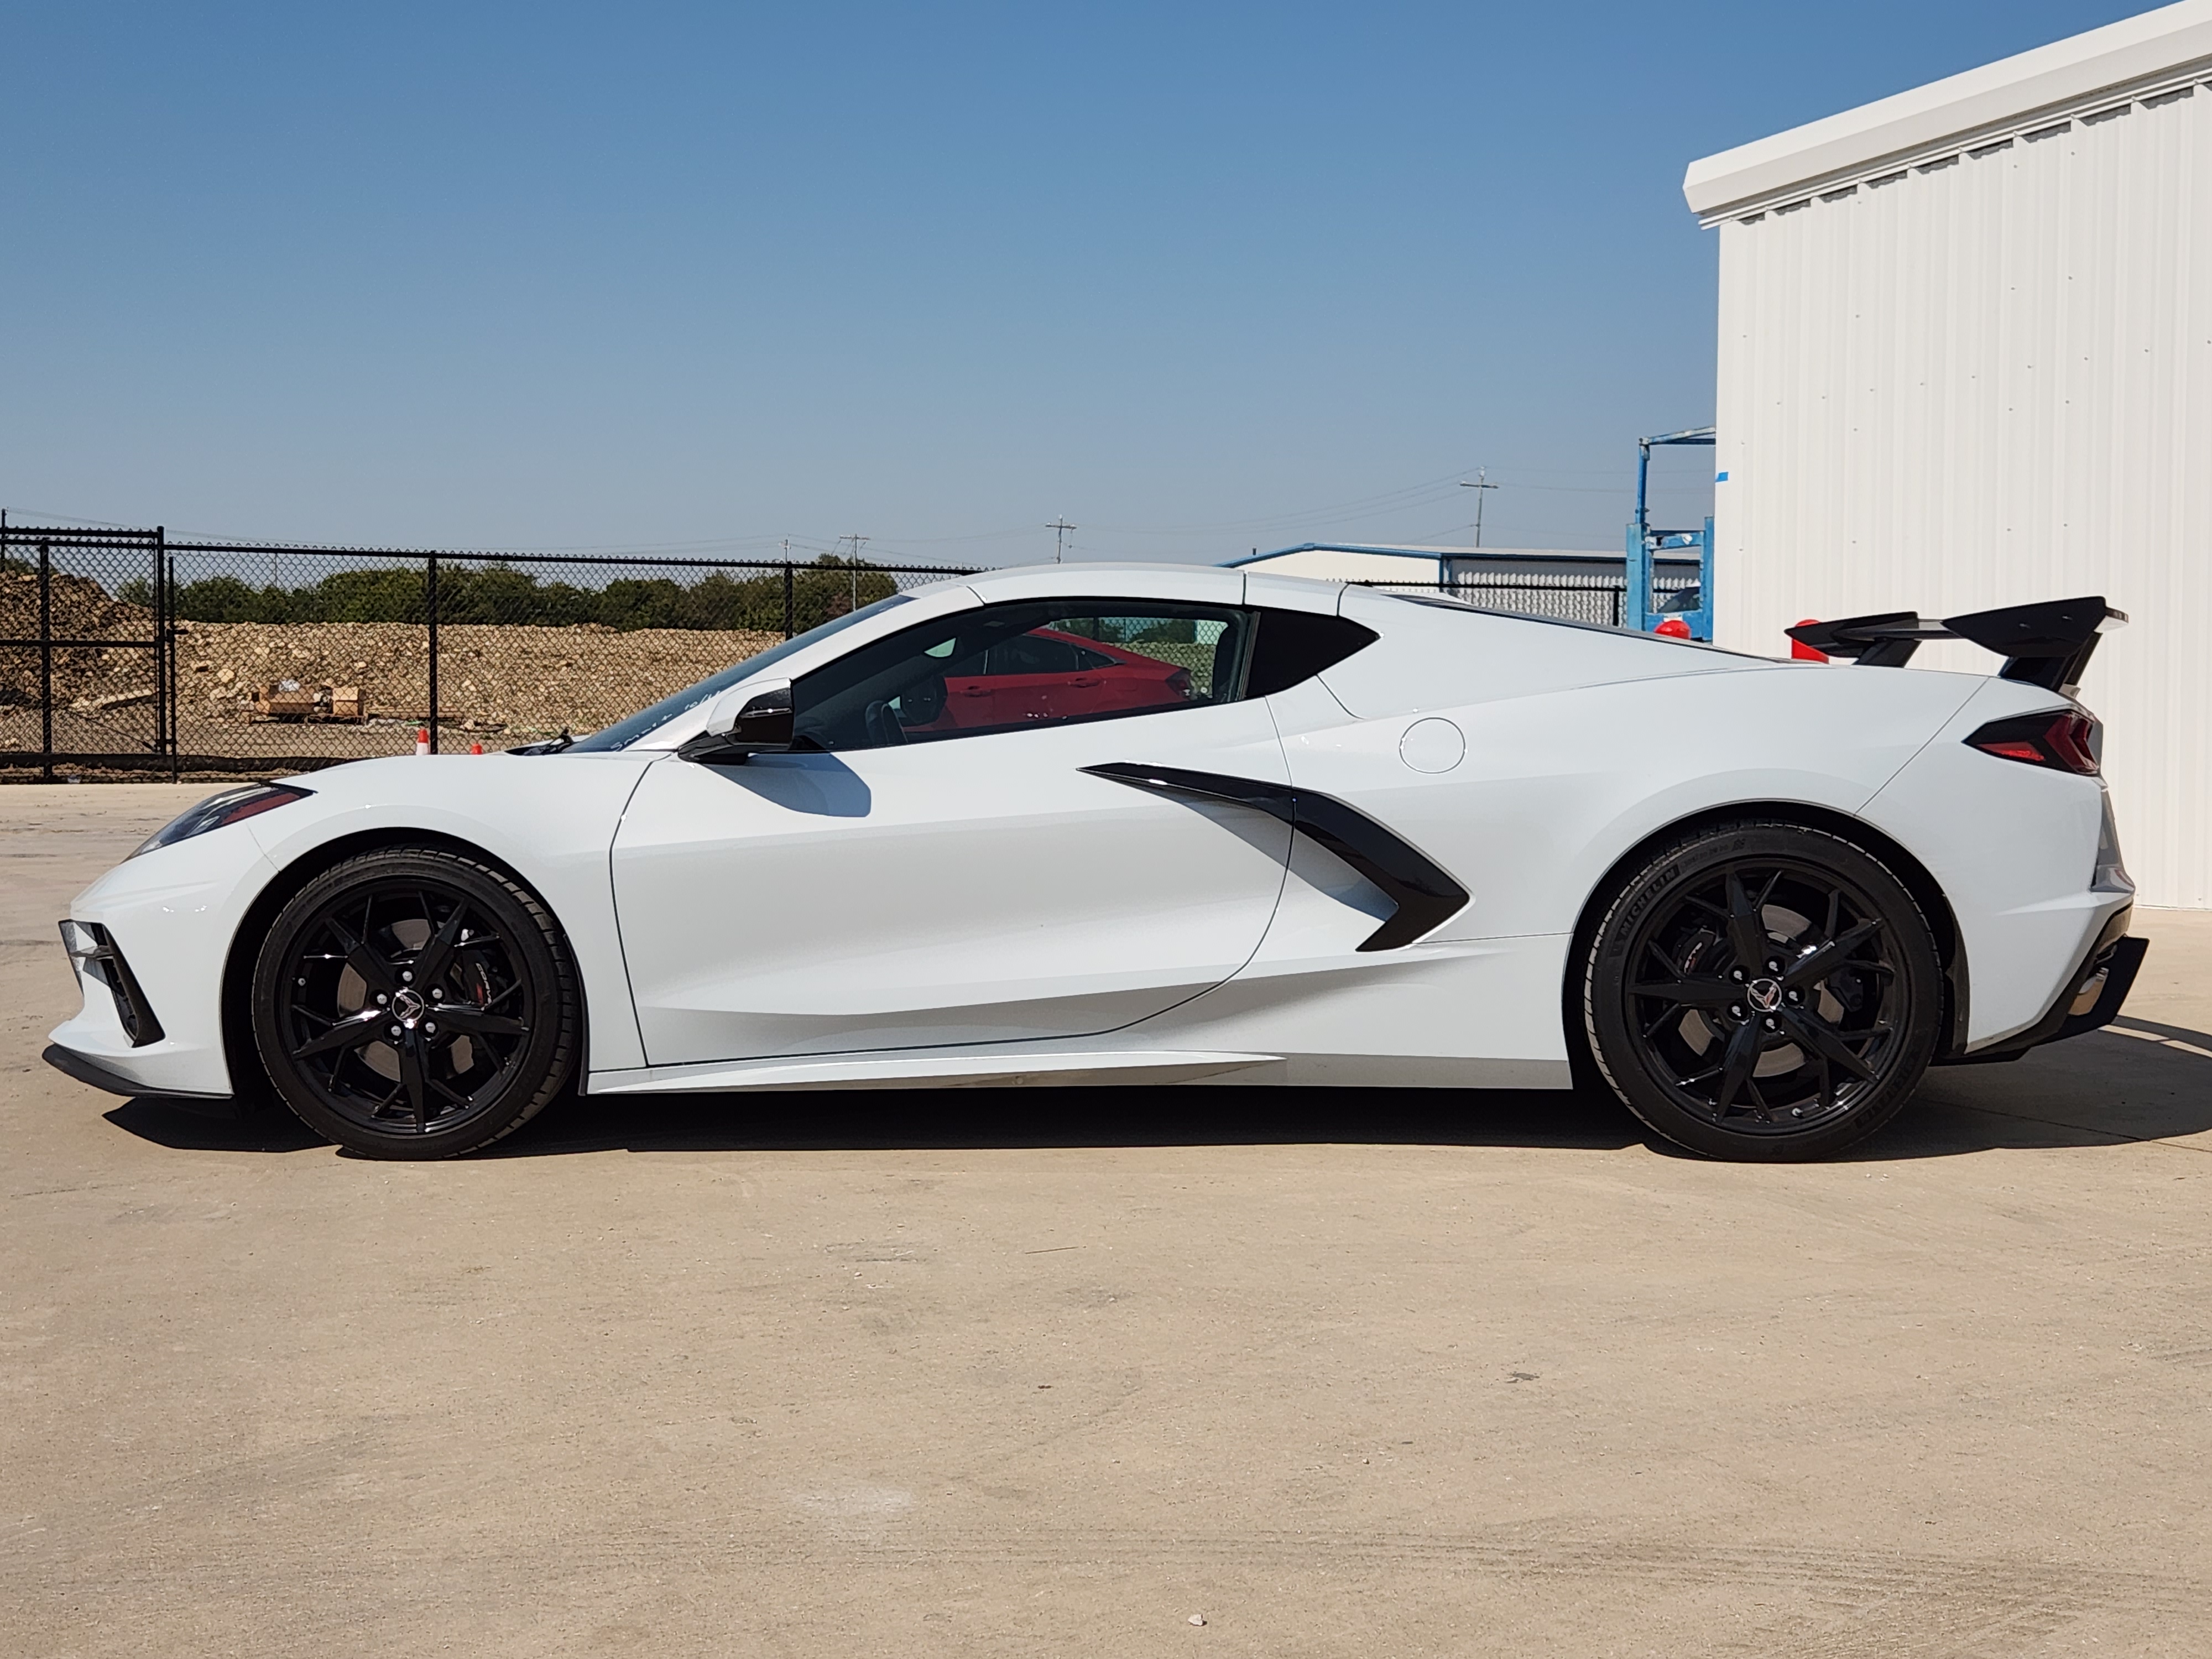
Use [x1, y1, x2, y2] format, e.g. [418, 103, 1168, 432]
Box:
[1458, 469, 1499, 549]
[838, 535, 869, 613]
[1046, 518, 1076, 564]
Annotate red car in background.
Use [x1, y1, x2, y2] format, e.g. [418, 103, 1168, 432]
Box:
[910, 627, 1197, 733]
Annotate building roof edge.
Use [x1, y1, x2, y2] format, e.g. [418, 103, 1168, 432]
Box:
[1683, 0, 2212, 221]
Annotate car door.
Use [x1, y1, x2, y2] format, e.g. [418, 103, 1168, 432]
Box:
[610, 596, 1292, 1066]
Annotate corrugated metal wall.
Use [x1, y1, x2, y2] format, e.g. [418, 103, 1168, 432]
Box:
[1713, 81, 2212, 909]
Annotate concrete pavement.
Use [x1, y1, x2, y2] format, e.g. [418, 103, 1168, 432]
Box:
[4, 784, 2209, 1656]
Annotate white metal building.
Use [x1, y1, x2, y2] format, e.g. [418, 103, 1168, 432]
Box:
[1685, 0, 2212, 908]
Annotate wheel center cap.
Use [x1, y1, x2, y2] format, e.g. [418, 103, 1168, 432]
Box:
[392, 988, 427, 1026]
[1746, 978, 1784, 1014]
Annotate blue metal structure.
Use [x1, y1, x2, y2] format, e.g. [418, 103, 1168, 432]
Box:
[1625, 426, 1716, 639]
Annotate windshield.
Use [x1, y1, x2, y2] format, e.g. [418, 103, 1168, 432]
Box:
[565, 594, 914, 752]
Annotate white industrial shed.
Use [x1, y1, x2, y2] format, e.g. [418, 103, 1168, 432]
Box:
[1685, 0, 2212, 909]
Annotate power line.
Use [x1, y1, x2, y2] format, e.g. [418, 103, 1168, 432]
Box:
[1046, 518, 1076, 564]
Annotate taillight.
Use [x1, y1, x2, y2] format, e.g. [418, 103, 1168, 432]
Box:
[1965, 709, 2100, 775]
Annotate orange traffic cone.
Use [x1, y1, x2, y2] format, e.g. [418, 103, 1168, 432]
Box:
[1790, 620, 1828, 662]
[468, 740, 484, 755]
[415, 727, 431, 755]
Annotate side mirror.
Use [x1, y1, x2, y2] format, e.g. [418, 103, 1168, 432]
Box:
[676, 679, 796, 763]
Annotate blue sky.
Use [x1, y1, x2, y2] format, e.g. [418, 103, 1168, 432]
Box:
[0, 1, 2150, 565]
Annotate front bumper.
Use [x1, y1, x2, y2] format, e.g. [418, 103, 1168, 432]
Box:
[42, 1041, 231, 1101]
[48, 821, 279, 1100]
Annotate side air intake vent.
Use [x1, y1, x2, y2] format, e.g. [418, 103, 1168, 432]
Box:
[59, 921, 165, 1046]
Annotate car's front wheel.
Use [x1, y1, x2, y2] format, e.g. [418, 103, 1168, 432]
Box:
[249, 847, 578, 1159]
[1581, 821, 1942, 1161]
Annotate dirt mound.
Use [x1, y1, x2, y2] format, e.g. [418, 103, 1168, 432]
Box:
[0, 571, 158, 708]
[175, 619, 780, 737]
[6, 568, 781, 742]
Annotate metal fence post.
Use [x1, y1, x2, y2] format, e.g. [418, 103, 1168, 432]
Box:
[1623, 521, 1652, 634]
[38, 540, 53, 782]
[151, 529, 163, 766]
[155, 525, 176, 779]
[426, 552, 440, 752]
[783, 561, 795, 639]
[165, 536, 181, 780]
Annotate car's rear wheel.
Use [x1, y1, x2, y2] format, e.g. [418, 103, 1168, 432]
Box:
[1582, 821, 1942, 1161]
[250, 847, 577, 1159]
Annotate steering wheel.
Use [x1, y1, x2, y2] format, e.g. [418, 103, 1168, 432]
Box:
[898, 672, 947, 726]
[863, 699, 906, 746]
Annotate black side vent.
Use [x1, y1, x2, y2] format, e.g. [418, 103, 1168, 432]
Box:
[1080, 763, 1467, 952]
[60, 922, 165, 1047]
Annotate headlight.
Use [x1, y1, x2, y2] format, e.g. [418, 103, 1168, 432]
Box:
[131, 782, 312, 859]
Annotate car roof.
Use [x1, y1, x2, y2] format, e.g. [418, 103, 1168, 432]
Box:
[959, 562, 1246, 606]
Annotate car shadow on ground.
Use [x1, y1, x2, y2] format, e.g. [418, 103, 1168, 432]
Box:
[1869, 1020, 2212, 1159]
[498, 1083, 1649, 1156]
[103, 1024, 2212, 1161]
[107, 1085, 1647, 1157]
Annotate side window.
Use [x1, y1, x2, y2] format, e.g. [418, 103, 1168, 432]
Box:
[794, 599, 1254, 752]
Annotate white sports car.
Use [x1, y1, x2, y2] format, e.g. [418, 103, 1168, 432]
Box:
[48, 563, 2144, 1162]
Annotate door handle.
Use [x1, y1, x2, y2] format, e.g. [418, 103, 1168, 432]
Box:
[1070, 677, 1102, 687]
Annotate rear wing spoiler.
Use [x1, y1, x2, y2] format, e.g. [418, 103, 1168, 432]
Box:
[1786, 597, 2126, 697]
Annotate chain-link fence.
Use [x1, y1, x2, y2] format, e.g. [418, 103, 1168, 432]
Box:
[2, 522, 975, 779]
[4, 520, 1694, 780]
[1, 525, 173, 780]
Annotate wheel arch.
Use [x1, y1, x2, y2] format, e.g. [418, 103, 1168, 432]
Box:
[1557, 801, 1968, 1077]
[220, 826, 588, 1102]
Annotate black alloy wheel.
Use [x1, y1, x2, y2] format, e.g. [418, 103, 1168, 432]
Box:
[251, 847, 577, 1159]
[1582, 822, 1942, 1161]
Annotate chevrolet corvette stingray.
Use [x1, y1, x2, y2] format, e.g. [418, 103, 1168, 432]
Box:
[47, 563, 2145, 1161]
